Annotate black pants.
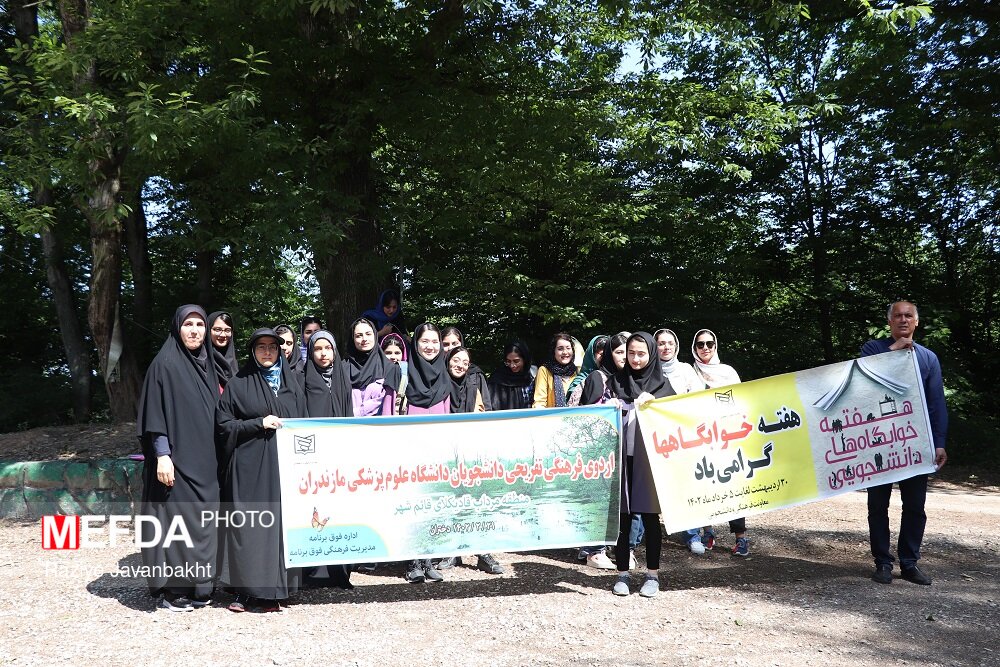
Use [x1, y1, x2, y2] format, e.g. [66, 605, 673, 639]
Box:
[615, 512, 661, 572]
[867, 475, 927, 569]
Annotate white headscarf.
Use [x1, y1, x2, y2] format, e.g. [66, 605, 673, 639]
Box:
[691, 329, 741, 389]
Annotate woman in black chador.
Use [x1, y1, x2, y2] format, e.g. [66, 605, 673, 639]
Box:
[136, 304, 221, 612]
[301, 329, 354, 589]
[216, 328, 305, 613]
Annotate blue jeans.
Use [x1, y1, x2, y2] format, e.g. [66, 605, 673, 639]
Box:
[580, 513, 644, 557]
[629, 513, 644, 549]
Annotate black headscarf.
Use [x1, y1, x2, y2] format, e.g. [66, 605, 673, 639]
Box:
[488, 340, 533, 388]
[207, 310, 238, 385]
[137, 304, 220, 438]
[610, 332, 675, 402]
[344, 317, 402, 392]
[406, 322, 451, 409]
[447, 347, 476, 413]
[304, 330, 354, 418]
[218, 329, 303, 459]
[274, 323, 303, 373]
[581, 335, 624, 406]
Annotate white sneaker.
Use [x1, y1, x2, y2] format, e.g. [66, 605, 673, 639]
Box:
[688, 537, 706, 555]
[586, 552, 616, 570]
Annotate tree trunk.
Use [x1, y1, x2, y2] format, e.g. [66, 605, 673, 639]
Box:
[85, 178, 142, 422]
[61, 0, 143, 422]
[14, 0, 93, 421]
[40, 212, 93, 422]
[195, 250, 215, 308]
[123, 180, 154, 368]
[313, 139, 382, 337]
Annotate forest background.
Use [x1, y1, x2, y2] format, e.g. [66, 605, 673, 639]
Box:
[1, 0, 996, 467]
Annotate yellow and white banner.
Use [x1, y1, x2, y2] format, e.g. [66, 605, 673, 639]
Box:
[638, 350, 937, 532]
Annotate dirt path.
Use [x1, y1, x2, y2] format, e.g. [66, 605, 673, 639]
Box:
[2, 483, 997, 667]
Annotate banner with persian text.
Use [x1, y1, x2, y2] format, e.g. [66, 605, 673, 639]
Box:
[637, 349, 937, 533]
[276, 406, 622, 568]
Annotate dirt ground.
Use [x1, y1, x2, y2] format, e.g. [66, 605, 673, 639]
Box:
[2, 424, 997, 666]
[0, 422, 140, 461]
[3, 478, 998, 667]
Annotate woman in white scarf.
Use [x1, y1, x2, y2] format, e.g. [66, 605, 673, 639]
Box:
[691, 329, 741, 389]
[654, 328, 700, 394]
[689, 328, 749, 556]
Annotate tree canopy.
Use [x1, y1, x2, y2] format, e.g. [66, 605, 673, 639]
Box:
[1, 0, 996, 462]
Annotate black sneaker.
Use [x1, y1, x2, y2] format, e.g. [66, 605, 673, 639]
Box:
[423, 560, 444, 582]
[900, 566, 931, 585]
[872, 565, 893, 584]
[254, 598, 282, 613]
[405, 560, 426, 583]
[477, 554, 504, 575]
[189, 593, 212, 608]
[160, 593, 194, 612]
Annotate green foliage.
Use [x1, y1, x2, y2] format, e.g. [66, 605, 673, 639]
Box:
[0, 0, 996, 469]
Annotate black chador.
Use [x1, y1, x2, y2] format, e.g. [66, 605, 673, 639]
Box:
[216, 329, 305, 602]
[302, 330, 354, 589]
[136, 304, 221, 601]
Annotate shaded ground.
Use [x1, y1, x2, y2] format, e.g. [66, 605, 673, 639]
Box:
[0, 422, 139, 461]
[2, 488, 997, 667]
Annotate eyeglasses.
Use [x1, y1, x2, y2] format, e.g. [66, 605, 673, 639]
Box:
[211, 328, 232, 335]
[255, 344, 279, 352]
[695, 340, 716, 349]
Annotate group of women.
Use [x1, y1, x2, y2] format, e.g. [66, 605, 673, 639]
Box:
[137, 290, 748, 612]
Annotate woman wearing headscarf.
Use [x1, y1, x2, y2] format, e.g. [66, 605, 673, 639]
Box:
[531, 333, 578, 408]
[401, 322, 450, 583]
[207, 311, 238, 389]
[609, 332, 676, 598]
[654, 328, 700, 395]
[304, 330, 354, 419]
[446, 347, 489, 414]
[344, 317, 402, 416]
[566, 335, 609, 405]
[690, 328, 749, 557]
[380, 332, 409, 415]
[301, 330, 354, 590]
[691, 328, 741, 389]
[405, 322, 451, 416]
[572, 333, 620, 569]
[216, 328, 306, 613]
[580, 333, 627, 407]
[362, 289, 406, 340]
[653, 328, 706, 553]
[439, 327, 493, 410]
[274, 324, 304, 375]
[488, 340, 535, 411]
[298, 316, 323, 363]
[137, 305, 221, 612]
[439, 346, 504, 575]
